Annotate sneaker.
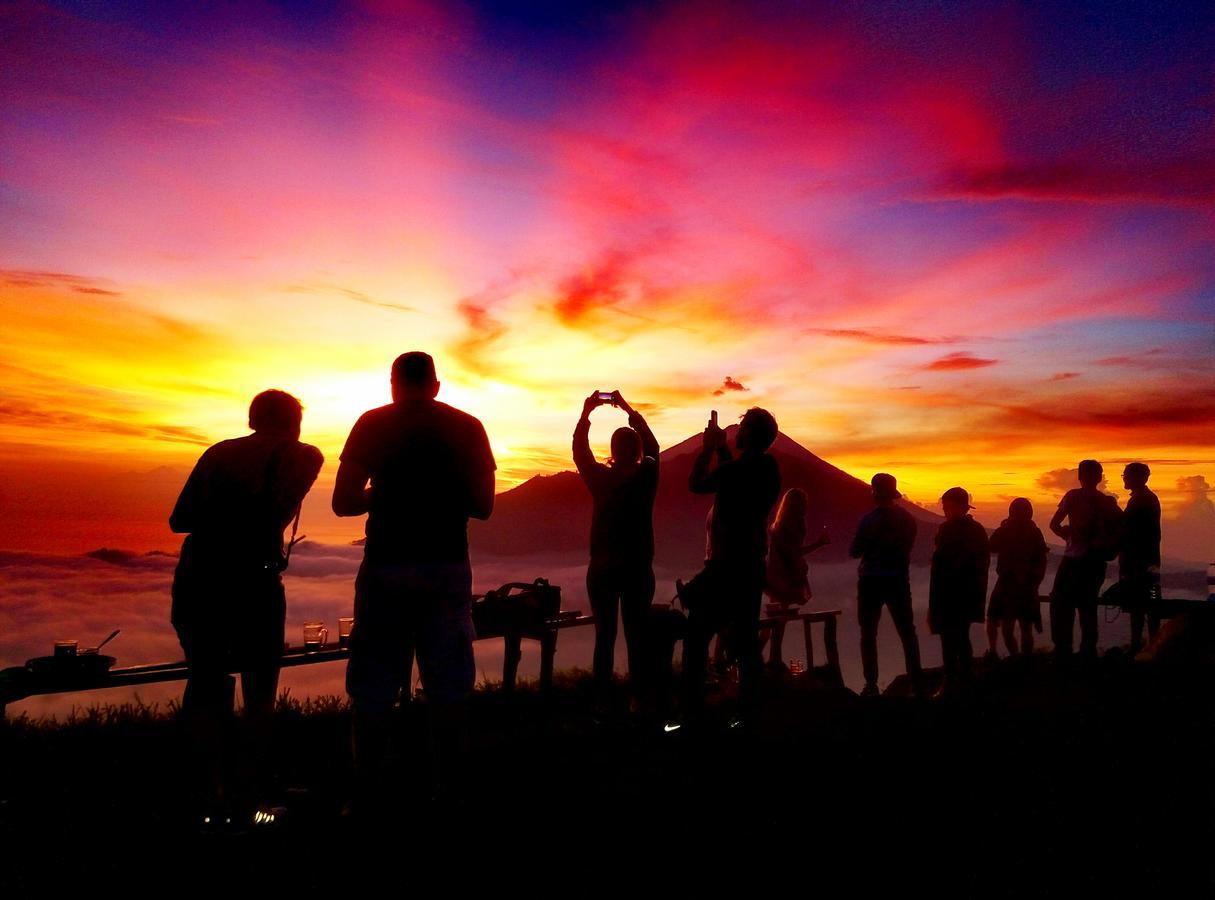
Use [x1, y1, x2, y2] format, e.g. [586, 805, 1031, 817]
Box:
[251, 805, 286, 829]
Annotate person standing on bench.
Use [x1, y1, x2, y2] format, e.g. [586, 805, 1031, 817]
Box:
[333, 352, 496, 814]
[573, 390, 660, 720]
[850, 473, 923, 697]
[681, 407, 781, 728]
[170, 389, 324, 829]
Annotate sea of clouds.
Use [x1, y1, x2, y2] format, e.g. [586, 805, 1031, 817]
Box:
[2, 540, 1204, 719]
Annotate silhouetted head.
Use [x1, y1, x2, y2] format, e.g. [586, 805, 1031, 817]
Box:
[1123, 462, 1150, 490]
[871, 473, 901, 505]
[940, 486, 973, 520]
[736, 407, 777, 454]
[248, 389, 302, 439]
[609, 426, 642, 468]
[1008, 497, 1034, 521]
[774, 488, 808, 529]
[391, 351, 440, 403]
[1077, 459, 1103, 489]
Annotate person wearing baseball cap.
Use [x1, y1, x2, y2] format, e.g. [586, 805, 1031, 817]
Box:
[849, 473, 923, 696]
[928, 487, 990, 698]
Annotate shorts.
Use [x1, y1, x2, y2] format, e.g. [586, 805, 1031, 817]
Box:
[1050, 555, 1107, 609]
[171, 565, 286, 677]
[345, 558, 475, 708]
[987, 576, 1042, 627]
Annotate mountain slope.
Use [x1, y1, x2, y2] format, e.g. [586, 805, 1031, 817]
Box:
[470, 427, 942, 570]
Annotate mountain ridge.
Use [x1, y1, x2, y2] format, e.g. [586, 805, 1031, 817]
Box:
[470, 429, 942, 569]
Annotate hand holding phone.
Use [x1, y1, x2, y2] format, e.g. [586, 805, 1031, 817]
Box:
[703, 409, 725, 450]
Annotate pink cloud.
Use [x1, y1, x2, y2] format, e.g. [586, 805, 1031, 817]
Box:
[923, 352, 999, 371]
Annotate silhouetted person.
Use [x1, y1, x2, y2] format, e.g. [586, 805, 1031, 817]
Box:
[763, 488, 830, 667]
[1119, 462, 1161, 653]
[170, 389, 323, 827]
[573, 390, 659, 717]
[850, 473, 922, 697]
[680, 408, 781, 726]
[985, 498, 1048, 659]
[333, 352, 495, 812]
[1048, 459, 1121, 660]
[929, 487, 989, 696]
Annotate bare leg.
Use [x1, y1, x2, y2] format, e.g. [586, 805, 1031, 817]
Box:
[1000, 620, 1019, 656]
[1020, 622, 1035, 655]
[238, 665, 280, 813]
[985, 618, 1000, 656]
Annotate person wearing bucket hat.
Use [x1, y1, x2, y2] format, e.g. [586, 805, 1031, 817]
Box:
[849, 473, 923, 697]
[929, 487, 990, 697]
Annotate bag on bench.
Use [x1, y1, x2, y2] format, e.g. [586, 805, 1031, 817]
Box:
[473, 578, 562, 637]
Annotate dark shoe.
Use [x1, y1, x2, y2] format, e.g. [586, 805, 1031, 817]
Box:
[860, 682, 880, 698]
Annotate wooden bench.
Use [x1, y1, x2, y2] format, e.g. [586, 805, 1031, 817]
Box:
[758, 607, 843, 684]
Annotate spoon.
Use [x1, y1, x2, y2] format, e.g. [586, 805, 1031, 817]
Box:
[86, 629, 120, 654]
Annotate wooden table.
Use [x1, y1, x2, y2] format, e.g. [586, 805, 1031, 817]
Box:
[758, 608, 843, 684]
[0, 613, 598, 718]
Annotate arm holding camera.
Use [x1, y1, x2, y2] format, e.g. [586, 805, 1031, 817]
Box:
[690, 410, 730, 494]
[573, 391, 606, 478]
[613, 391, 659, 461]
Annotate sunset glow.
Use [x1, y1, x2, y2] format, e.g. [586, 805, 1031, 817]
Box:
[1, 1, 1211, 557]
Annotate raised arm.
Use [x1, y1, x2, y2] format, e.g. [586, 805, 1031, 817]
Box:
[689, 419, 729, 494]
[614, 392, 659, 461]
[573, 393, 600, 477]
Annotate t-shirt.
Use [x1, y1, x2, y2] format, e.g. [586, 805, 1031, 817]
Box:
[989, 518, 1048, 584]
[572, 419, 658, 566]
[1120, 487, 1161, 577]
[340, 400, 496, 563]
[1056, 488, 1120, 559]
[693, 451, 781, 562]
[171, 433, 324, 569]
[850, 504, 917, 579]
[929, 515, 990, 626]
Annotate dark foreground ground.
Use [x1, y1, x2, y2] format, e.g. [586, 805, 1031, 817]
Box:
[2, 651, 1213, 897]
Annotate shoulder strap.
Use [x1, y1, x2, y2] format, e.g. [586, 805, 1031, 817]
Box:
[262, 442, 307, 566]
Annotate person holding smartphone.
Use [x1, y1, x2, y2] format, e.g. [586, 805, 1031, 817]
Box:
[573, 390, 660, 718]
[680, 406, 781, 728]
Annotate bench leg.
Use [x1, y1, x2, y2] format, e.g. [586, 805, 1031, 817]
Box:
[802, 618, 815, 669]
[824, 616, 841, 684]
[502, 631, 522, 693]
[539, 630, 558, 696]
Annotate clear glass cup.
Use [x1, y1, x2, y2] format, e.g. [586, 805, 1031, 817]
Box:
[338, 617, 354, 649]
[302, 622, 328, 652]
